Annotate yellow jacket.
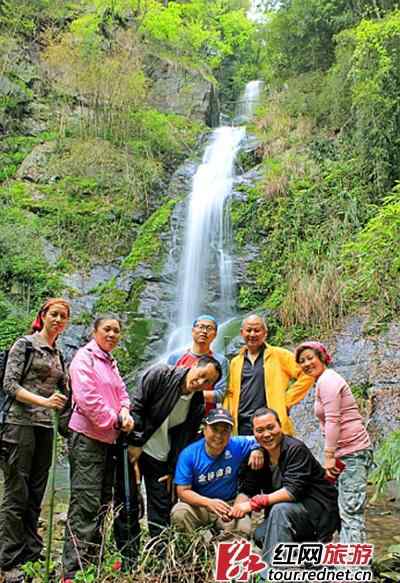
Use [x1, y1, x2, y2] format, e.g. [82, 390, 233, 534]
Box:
[223, 343, 314, 435]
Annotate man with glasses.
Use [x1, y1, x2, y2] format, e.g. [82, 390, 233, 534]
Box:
[167, 314, 228, 413]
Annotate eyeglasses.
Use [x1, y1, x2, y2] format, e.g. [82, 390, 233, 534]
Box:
[194, 324, 216, 333]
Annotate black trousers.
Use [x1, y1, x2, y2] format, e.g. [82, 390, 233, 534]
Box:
[113, 451, 172, 561]
[0, 424, 52, 570]
[62, 432, 115, 578]
[113, 443, 141, 568]
[140, 452, 172, 538]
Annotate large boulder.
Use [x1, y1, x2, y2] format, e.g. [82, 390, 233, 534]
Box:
[15, 141, 56, 182]
[148, 61, 219, 125]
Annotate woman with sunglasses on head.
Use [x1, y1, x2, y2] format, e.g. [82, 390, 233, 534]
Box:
[62, 315, 134, 583]
[0, 298, 70, 583]
[295, 341, 372, 544]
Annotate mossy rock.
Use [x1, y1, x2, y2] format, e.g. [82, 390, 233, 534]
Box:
[115, 316, 153, 378]
[123, 198, 178, 271]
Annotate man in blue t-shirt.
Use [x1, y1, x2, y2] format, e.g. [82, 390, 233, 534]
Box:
[171, 407, 262, 538]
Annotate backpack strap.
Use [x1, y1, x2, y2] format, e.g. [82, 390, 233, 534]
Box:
[21, 339, 34, 382]
[0, 337, 34, 435]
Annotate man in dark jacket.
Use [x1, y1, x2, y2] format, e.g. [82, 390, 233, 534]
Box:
[114, 355, 222, 567]
[231, 407, 340, 574]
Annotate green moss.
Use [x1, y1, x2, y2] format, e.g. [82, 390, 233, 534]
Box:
[93, 277, 145, 316]
[114, 317, 152, 377]
[230, 187, 261, 248]
[0, 203, 62, 318]
[92, 277, 148, 374]
[123, 199, 177, 270]
[0, 132, 58, 182]
[93, 278, 129, 314]
[2, 176, 138, 268]
[129, 280, 146, 313]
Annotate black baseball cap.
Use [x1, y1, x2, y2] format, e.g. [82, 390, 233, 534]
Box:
[204, 407, 234, 427]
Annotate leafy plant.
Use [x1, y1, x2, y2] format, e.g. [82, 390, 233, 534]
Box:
[371, 430, 400, 500]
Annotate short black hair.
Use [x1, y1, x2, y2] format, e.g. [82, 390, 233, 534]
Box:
[251, 407, 281, 426]
[93, 314, 122, 331]
[196, 355, 223, 384]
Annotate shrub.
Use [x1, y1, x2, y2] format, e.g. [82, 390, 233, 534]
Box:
[342, 192, 400, 319]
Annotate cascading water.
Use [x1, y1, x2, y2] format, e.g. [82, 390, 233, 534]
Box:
[235, 80, 264, 123]
[167, 81, 263, 350]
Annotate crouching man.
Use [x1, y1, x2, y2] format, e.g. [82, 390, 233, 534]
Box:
[230, 407, 340, 571]
[171, 407, 263, 539]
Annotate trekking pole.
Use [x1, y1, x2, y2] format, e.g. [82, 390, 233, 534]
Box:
[44, 409, 59, 583]
[134, 461, 144, 519]
[122, 436, 132, 545]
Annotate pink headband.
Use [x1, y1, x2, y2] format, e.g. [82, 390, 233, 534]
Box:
[295, 341, 332, 365]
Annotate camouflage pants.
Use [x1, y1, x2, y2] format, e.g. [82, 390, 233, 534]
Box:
[338, 449, 373, 543]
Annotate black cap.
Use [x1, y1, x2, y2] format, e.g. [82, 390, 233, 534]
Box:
[204, 407, 234, 427]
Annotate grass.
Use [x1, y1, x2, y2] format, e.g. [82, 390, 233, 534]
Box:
[25, 511, 218, 583]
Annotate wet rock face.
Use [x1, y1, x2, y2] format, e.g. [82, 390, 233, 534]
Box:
[291, 316, 400, 457]
[59, 264, 122, 357]
[148, 62, 218, 125]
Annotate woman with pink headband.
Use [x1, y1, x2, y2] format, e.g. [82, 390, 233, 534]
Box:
[295, 341, 372, 544]
[0, 298, 70, 583]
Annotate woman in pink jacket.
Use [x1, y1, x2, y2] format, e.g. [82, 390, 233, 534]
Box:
[295, 341, 372, 544]
[62, 316, 134, 582]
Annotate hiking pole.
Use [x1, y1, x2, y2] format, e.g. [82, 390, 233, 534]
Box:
[122, 436, 133, 549]
[134, 461, 144, 520]
[44, 409, 59, 583]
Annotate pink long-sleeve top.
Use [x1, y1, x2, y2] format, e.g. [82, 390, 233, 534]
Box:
[314, 368, 371, 459]
[69, 339, 130, 444]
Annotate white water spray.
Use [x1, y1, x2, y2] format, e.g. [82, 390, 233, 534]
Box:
[235, 80, 264, 123]
[167, 81, 264, 349]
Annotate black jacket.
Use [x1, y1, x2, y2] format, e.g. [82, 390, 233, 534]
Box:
[129, 364, 204, 472]
[240, 435, 340, 540]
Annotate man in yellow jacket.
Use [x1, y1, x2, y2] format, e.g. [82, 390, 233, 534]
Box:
[224, 315, 313, 436]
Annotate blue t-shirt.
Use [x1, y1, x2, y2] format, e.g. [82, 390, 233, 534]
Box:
[174, 436, 258, 501]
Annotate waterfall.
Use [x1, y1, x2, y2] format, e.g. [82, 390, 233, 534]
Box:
[235, 80, 264, 123]
[167, 81, 263, 350]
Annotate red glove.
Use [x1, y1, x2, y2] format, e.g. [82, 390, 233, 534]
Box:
[250, 494, 270, 511]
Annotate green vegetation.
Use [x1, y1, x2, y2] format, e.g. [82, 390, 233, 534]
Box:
[232, 2, 400, 340]
[0, 0, 398, 352]
[22, 523, 215, 583]
[371, 430, 400, 499]
[123, 198, 178, 271]
[0, 0, 261, 351]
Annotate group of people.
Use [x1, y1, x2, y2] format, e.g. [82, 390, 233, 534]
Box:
[0, 300, 373, 582]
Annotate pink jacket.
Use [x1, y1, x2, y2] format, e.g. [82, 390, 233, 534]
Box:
[314, 368, 371, 458]
[69, 339, 130, 444]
